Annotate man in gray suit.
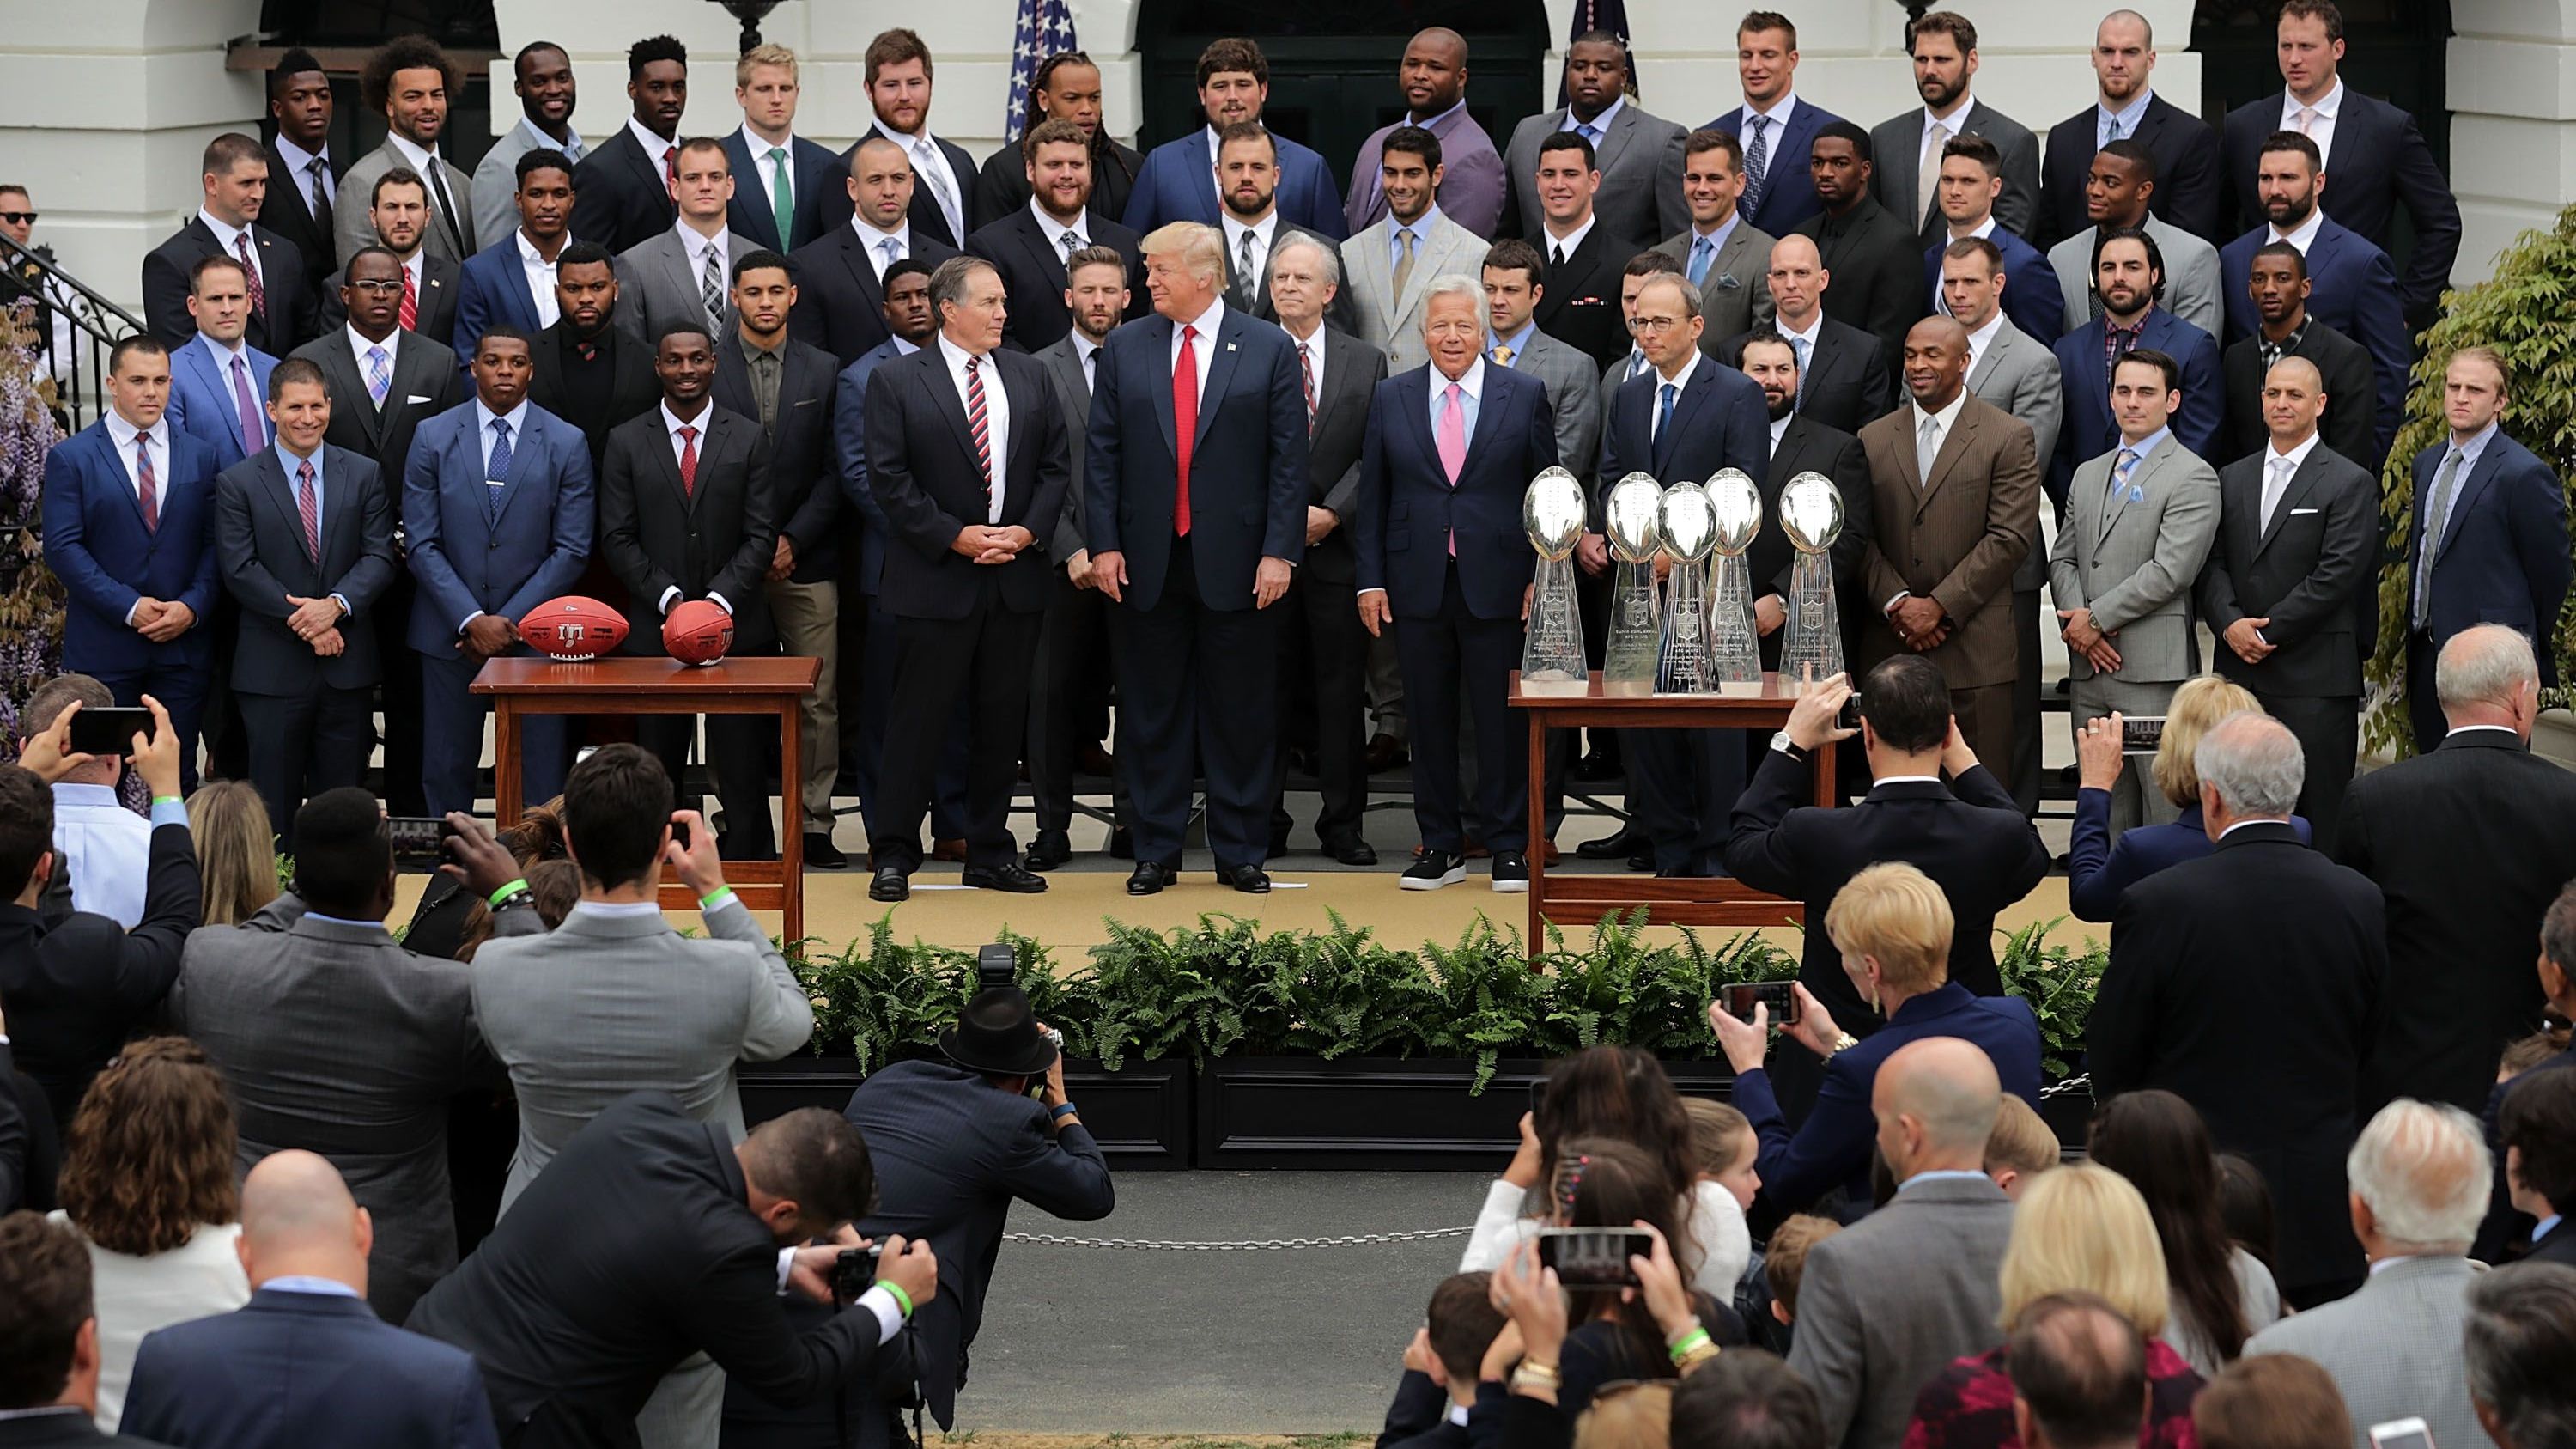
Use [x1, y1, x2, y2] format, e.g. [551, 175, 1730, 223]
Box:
[469, 40, 586, 253]
[2246, 1099, 2492, 1449]
[1652, 130, 1774, 352]
[1948, 236, 2064, 815]
[1497, 33, 1686, 253]
[1345, 126, 1483, 374]
[614, 138, 757, 350]
[2047, 140, 2221, 338]
[167, 790, 536, 1325]
[2050, 349, 2221, 832]
[333, 38, 474, 267]
[1791, 1036, 2018, 1449]
[1868, 12, 2041, 246]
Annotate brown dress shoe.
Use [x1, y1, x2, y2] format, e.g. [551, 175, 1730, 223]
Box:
[1364, 734, 1409, 772]
[930, 837, 968, 862]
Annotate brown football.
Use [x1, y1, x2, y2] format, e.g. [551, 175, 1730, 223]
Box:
[517, 596, 629, 661]
[662, 599, 733, 666]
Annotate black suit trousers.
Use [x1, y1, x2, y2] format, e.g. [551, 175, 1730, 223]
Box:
[1028, 573, 1134, 837]
[1393, 566, 1528, 855]
[872, 588, 1042, 874]
[1270, 568, 1370, 846]
[852, 594, 969, 843]
[374, 574, 428, 813]
[2261, 690, 2360, 844]
[240, 685, 374, 850]
[1109, 536, 1279, 870]
[2408, 634, 2446, 756]
[1628, 727, 1747, 874]
[638, 709, 777, 860]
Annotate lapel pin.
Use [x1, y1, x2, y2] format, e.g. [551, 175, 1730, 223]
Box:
[1225, 342, 1237, 352]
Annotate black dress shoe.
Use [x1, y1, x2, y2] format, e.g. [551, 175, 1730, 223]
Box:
[868, 865, 910, 902]
[1220, 864, 1272, 894]
[1577, 826, 1643, 860]
[1107, 827, 1135, 860]
[1127, 861, 1174, 895]
[1024, 830, 1072, 871]
[803, 832, 848, 870]
[1627, 844, 1656, 872]
[963, 861, 1050, 893]
[1327, 837, 1379, 867]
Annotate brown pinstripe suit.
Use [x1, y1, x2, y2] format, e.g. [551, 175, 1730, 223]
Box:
[1856, 392, 2041, 770]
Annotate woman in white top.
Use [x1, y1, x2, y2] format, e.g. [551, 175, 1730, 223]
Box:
[48, 1038, 251, 1431]
[2091, 1087, 2285, 1378]
[1456, 1045, 1751, 1295]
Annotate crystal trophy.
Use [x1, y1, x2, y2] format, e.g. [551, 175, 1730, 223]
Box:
[1656, 482, 1719, 694]
[1779, 471, 1848, 689]
[1703, 468, 1765, 691]
[1520, 466, 1589, 689]
[1601, 473, 1665, 692]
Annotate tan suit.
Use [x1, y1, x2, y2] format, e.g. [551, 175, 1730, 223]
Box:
[1857, 393, 2041, 769]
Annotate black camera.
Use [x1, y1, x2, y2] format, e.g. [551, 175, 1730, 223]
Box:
[833, 1244, 884, 1306]
[976, 942, 1015, 994]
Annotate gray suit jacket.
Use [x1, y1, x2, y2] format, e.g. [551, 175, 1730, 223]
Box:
[471, 118, 586, 259]
[2050, 431, 2222, 683]
[1869, 99, 2043, 242]
[167, 892, 534, 1324]
[2050, 216, 2223, 340]
[1345, 210, 1485, 374]
[1500, 327, 1600, 495]
[1789, 1175, 2017, 1449]
[1500, 105, 1688, 252]
[334, 140, 475, 268]
[611, 227, 758, 350]
[2245, 1255, 2482, 1449]
[471, 901, 813, 1210]
[1651, 221, 1777, 347]
[1970, 319, 2065, 593]
[1036, 332, 1096, 558]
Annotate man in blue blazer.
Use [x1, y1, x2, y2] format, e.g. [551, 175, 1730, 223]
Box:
[41, 335, 222, 790]
[402, 325, 594, 815]
[451, 147, 575, 366]
[2050, 228, 2220, 502]
[1121, 39, 1346, 241]
[1352, 278, 1558, 892]
[2403, 347, 2574, 751]
[1706, 14, 1843, 237]
[162, 255, 277, 472]
[120, 1150, 499, 1449]
[2218, 131, 2409, 441]
[1921, 135, 2062, 344]
[1085, 221, 1309, 895]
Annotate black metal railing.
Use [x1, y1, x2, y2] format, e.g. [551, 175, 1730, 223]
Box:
[0, 232, 146, 432]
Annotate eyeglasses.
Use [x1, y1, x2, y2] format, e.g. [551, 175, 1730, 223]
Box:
[1625, 315, 1687, 335]
[0, 212, 34, 225]
[348, 279, 406, 295]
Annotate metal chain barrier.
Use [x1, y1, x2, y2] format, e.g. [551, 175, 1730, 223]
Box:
[2040, 1073, 2092, 1099]
[1005, 1225, 1474, 1251]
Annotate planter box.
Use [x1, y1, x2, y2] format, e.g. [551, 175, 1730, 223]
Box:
[2039, 1084, 2095, 1160]
[1195, 1056, 1737, 1171]
[737, 1056, 1195, 1170]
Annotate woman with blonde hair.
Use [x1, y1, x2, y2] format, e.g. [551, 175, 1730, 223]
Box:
[2067, 674, 2314, 922]
[185, 780, 278, 927]
[1904, 1164, 2207, 1449]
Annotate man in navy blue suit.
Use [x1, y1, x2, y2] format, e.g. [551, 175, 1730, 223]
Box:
[162, 256, 277, 472]
[2219, 130, 2409, 445]
[120, 1150, 499, 1449]
[724, 44, 839, 254]
[2403, 347, 2573, 752]
[1122, 39, 1346, 241]
[1922, 134, 2060, 344]
[2050, 228, 2220, 502]
[402, 325, 594, 815]
[1705, 13, 1842, 238]
[1086, 221, 1309, 895]
[452, 149, 575, 365]
[41, 336, 222, 791]
[1352, 277, 1557, 892]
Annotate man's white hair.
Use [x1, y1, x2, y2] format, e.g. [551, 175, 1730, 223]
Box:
[1419, 273, 1491, 336]
[2347, 1099, 2491, 1251]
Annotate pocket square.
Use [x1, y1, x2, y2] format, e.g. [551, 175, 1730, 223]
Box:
[2290, 507, 2320, 515]
[405, 394, 434, 404]
[1714, 275, 1741, 290]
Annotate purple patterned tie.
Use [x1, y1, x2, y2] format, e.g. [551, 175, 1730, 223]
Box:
[230, 356, 264, 457]
[296, 459, 319, 558]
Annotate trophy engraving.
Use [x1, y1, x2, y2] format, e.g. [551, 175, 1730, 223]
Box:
[1601, 473, 1665, 691]
[1780, 471, 1848, 689]
[1703, 468, 1765, 691]
[1520, 466, 1589, 688]
[1656, 482, 1719, 694]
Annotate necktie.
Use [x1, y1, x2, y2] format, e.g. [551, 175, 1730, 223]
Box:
[2295, 105, 2318, 136]
[1654, 381, 1677, 443]
[700, 243, 725, 326]
[1489, 344, 1515, 367]
[1741, 116, 1771, 218]
[1393, 228, 1417, 301]
[2261, 454, 2294, 532]
[398, 265, 417, 332]
[914, 137, 961, 240]
[1172, 325, 1199, 535]
[1236, 228, 1260, 309]
[296, 459, 319, 557]
[2109, 447, 2140, 523]
[234, 232, 266, 321]
[878, 236, 903, 277]
[425, 163, 459, 245]
[1629, 350, 1649, 381]
[664, 145, 678, 187]
[767, 146, 794, 247]
[1296, 341, 1316, 432]
[964, 355, 993, 508]
[1790, 334, 1811, 374]
[1551, 243, 1567, 268]
[1438, 381, 1467, 555]
[134, 434, 159, 533]
[1577, 123, 1602, 147]
[486, 417, 514, 524]
[1916, 415, 1942, 485]
[307, 157, 331, 225]
[229, 356, 264, 457]
[1688, 234, 1714, 287]
[1918, 121, 1947, 230]
[2415, 447, 2466, 626]
[676, 423, 700, 498]
[365, 344, 391, 406]
[1060, 229, 1080, 261]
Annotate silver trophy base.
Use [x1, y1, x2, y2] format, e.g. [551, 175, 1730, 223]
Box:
[1603, 558, 1662, 690]
[1708, 551, 1763, 686]
[1520, 553, 1589, 686]
[1781, 551, 1846, 689]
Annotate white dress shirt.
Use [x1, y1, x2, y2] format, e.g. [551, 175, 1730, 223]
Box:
[102, 410, 169, 505]
[1921, 98, 1974, 170]
[511, 113, 586, 162]
[2267, 204, 2327, 256]
[659, 403, 729, 616]
[876, 119, 963, 239]
[1219, 211, 1281, 295]
[1560, 94, 1628, 143]
[624, 117, 678, 183]
[2259, 428, 2323, 533]
[1777, 308, 1824, 366]
[50, 781, 154, 926]
[1768, 411, 1792, 455]
[517, 228, 566, 327]
[1032, 198, 1091, 254]
[1170, 295, 1225, 405]
[1648, 351, 1701, 441]
[673, 218, 731, 304]
[2098, 90, 2154, 149]
[738, 122, 800, 219]
[2279, 81, 2344, 167]
[1963, 307, 2005, 373]
[398, 250, 426, 311]
[1741, 94, 1801, 187]
[1284, 322, 1326, 411]
[851, 215, 912, 281]
[383, 131, 458, 235]
[1072, 332, 1100, 392]
[346, 321, 401, 376]
[937, 332, 1012, 521]
[274, 133, 334, 212]
[196, 209, 264, 294]
[1540, 212, 1597, 264]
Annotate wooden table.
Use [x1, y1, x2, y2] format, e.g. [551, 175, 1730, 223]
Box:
[471, 656, 823, 942]
[1512, 673, 1836, 948]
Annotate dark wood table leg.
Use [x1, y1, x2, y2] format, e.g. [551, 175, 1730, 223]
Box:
[779, 695, 804, 947]
[492, 694, 523, 825]
[1526, 705, 1547, 957]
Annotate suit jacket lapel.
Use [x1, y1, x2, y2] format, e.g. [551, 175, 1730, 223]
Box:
[1401, 368, 1449, 478]
[1194, 314, 1248, 447]
[1594, 107, 1639, 179]
[2255, 449, 2329, 556]
[1314, 335, 1357, 436]
[338, 338, 391, 449]
[1918, 404, 1978, 514]
[2439, 444, 2508, 565]
[920, 350, 984, 473]
[2099, 435, 2172, 542]
[252, 447, 310, 562]
[1656, 366, 1716, 474]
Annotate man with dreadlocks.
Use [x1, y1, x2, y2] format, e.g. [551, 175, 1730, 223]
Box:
[972, 53, 1145, 228]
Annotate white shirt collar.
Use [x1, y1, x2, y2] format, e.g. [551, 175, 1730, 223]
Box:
[1955, 214, 1997, 242]
[935, 332, 993, 373]
[1541, 211, 1596, 255]
[104, 411, 167, 453]
[1282, 318, 1326, 356]
[625, 117, 676, 164]
[1432, 355, 1486, 400]
[574, 899, 665, 920]
[660, 401, 713, 438]
[877, 117, 941, 149]
[1747, 93, 1799, 126]
[516, 113, 582, 155]
[516, 228, 565, 266]
[198, 329, 248, 366]
[2218, 816, 2290, 838]
[1072, 333, 1101, 367]
[2268, 205, 2327, 254]
[1030, 197, 1089, 245]
[2447, 724, 2521, 739]
[1911, 387, 1968, 436]
[1651, 349, 1701, 393]
[1768, 411, 1791, 448]
[1221, 210, 1279, 251]
[197, 208, 252, 254]
[274, 133, 329, 176]
[2268, 430, 2323, 472]
[474, 398, 530, 435]
[383, 131, 441, 175]
[1565, 94, 1626, 135]
[1777, 308, 1822, 347]
[2282, 79, 2344, 125]
[674, 217, 728, 260]
[738, 121, 794, 159]
[851, 213, 910, 255]
[1965, 308, 2006, 364]
[1177, 295, 1225, 338]
[1924, 94, 1975, 136]
[346, 323, 399, 366]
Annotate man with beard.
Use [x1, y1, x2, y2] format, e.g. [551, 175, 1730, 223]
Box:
[1124, 37, 1346, 240]
[455, 149, 579, 362]
[1344, 28, 1504, 240]
[2044, 139, 2222, 338]
[2219, 240, 2381, 468]
[973, 52, 1145, 227]
[964, 117, 1145, 354]
[1866, 12, 2039, 247]
[1713, 234, 1894, 437]
[1739, 329, 1874, 675]
[320, 170, 458, 349]
[791, 136, 960, 370]
[528, 243, 660, 473]
[1211, 123, 1353, 332]
[2218, 131, 2408, 448]
[471, 40, 585, 253]
[336, 37, 473, 264]
[2038, 10, 2221, 247]
[2050, 228, 2220, 502]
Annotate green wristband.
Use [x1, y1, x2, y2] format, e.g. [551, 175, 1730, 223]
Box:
[1668, 1327, 1713, 1363]
[700, 886, 738, 911]
[488, 879, 530, 908]
[882, 1281, 914, 1318]
[151, 795, 183, 807]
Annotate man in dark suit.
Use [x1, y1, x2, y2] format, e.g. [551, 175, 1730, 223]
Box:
[0, 1212, 173, 1446]
[1704, 13, 1842, 237]
[2198, 356, 2376, 842]
[1921, 135, 2061, 343]
[2476, 886, 2576, 1262]
[262, 49, 341, 322]
[1121, 37, 1346, 242]
[0, 704, 199, 1133]
[965, 118, 1145, 354]
[2220, 0, 2460, 330]
[1714, 234, 1895, 436]
[40, 337, 222, 792]
[725, 44, 839, 254]
[526, 244, 659, 474]
[212, 360, 397, 841]
[1740, 329, 1874, 675]
[2337, 625, 2576, 1116]
[2050, 228, 2221, 500]
[1793, 124, 1923, 369]
[790, 136, 961, 371]
[2404, 348, 2573, 751]
[816, 29, 983, 249]
[2038, 11, 2223, 247]
[1865, 12, 2041, 245]
[2220, 242, 2381, 468]
[570, 35, 685, 256]
[453, 149, 578, 364]
[407, 1094, 938, 1449]
[121, 1151, 498, 1449]
[1085, 222, 1309, 895]
[2501, 1070, 2576, 1266]
[319, 169, 459, 350]
[142, 132, 317, 361]
[859, 256, 1066, 900]
[1526, 132, 1625, 372]
[2220, 131, 2409, 445]
[1498, 33, 1686, 253]
[1211, 125, 1354, 338]
[334, 39, 475, 266]
[2093, 709, 2385, 1307]
[1352, 278, 1556, 891]
[975, 53, 1146, 228]
[598, 328, 779, 859]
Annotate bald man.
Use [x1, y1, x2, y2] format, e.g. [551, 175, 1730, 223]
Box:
[1789, 1036, 2017, 1449]
[1345, 29, 1504, 238]
[1715, 234, 1894, 436]
[121, 1151, 499, 1449]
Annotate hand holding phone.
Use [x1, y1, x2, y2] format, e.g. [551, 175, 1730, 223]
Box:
[385, 817, 459, 872]
[1726, 980, 1803, 1026]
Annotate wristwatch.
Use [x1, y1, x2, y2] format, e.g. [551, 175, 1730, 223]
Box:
[1824, 1031, 1860, 1059]
[1768, 730, 1804, 757]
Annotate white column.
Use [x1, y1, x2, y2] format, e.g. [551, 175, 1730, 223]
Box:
[2446, 0, 2576, 284]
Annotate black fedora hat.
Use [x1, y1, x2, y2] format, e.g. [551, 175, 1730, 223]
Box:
[938, 987, 1059, 1078]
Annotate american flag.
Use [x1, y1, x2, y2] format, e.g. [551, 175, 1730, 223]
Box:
[1004, 0, 1081, 143]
